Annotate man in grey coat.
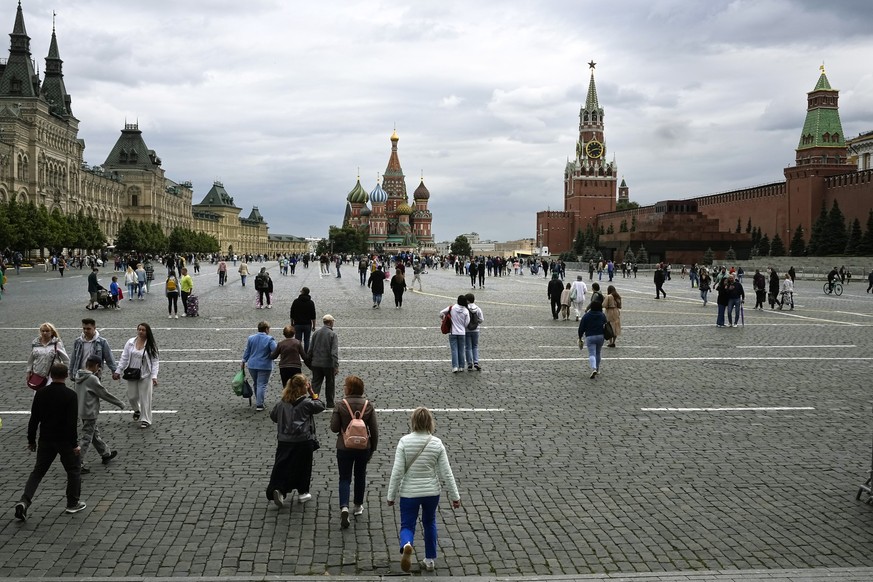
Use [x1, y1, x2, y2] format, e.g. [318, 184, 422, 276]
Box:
[74, 356, 124, 473]
[308, 314, 339, 408]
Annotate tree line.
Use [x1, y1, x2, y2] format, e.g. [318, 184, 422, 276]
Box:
[0, 199, 105, 255]
[115, 218, 220, 255]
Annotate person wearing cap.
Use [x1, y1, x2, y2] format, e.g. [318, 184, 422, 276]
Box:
[308, 315, 339, 408]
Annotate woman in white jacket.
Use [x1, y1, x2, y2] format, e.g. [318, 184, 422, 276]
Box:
[386, 407, 460, 572]
[439, 296, 470, 373]
[115, 323, 160, 428]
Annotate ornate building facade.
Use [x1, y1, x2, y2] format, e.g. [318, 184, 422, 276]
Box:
[343, 130, 436, 254]
[0, 4, 305, 256]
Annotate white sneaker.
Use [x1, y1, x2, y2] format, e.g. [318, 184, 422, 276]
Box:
[168, 314, 173, 319]
[423, 558, 435, 571]
[353, 504, 364, 516]
[174, 314, 179, 319]
[298, 493, 312, 503]
[452, 367, 459, 373]
[267, 305, 272, 309]
[181, 313, 186, 317]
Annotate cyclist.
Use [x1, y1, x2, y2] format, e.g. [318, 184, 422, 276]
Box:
[779, 273, 794, 310]
[827, 267, 839, 293]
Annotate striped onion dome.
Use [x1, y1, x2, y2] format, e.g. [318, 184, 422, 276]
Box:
[370, 182, 388, 204]
[346, 179, 369, 204]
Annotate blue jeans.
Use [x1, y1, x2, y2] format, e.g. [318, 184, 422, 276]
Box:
[465, 331, 480, 366]
[337, 449, 369, 508]
[127, 283, 136, 298]
[400, 495, 440, 560]
[372, 293, 382, 306]
[249, 368, 271, 408]
[700, 289, 708, 305]
[585, 334, 604, 371]
[449, 334, 466, 369]
[727, 298, 742, 325]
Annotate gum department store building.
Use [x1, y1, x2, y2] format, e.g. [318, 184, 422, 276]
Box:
[0, 4, 306, 257]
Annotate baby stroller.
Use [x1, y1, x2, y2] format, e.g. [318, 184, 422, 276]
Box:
[96, 288, 114, 309]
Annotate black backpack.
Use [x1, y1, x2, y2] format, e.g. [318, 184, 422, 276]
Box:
[466, 306, 480, 331]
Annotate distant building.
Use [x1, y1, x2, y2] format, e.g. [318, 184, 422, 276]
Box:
[343, 131, 436, 254]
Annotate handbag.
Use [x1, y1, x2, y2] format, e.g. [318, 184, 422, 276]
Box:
[603, 321, 615, 341]
[232, 368, 245, 396]
[440, 308, 452, 334]
[122, 350, 144, 380]
[569, 286, 577, 301]
[27, 343, 58, 390]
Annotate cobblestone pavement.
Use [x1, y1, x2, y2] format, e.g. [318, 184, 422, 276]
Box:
[1, 264, 872, 580]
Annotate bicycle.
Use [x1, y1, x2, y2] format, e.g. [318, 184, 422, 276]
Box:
[823, 281, 843, 296]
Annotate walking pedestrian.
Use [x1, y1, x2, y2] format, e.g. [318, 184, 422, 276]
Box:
[74, 356, 124, 473]
[386, 407, 461, 572]
[135, 263, 147, 299]
[570, 275, 588, 321]
[271, 325, 307, 389]
[715, 274, 730, 327]
[725, 273, 744, 327]
[604, 285, 622, 348]
[267, 374, 326, 509]
[289, 287, 317, 352]
[238, 261, 249, 287]
[779, 273, 794, 310]
[390, 269, 407, 308]
[217, 259, 228, 286]
[464, 293, 484, 371]
[242, 321, 277, 412]
[560, 283, 571, 321]
[699, 269, 711, 306]
[368, 265, 386, 308]
[124, 266, 137, 301]
[752, 269, 766, 310]
[578, 301, 606, 378]
[69, 318, 117, 380]
[255, 267, 273, 309]
[440, 296, 470, 373]
[654, 266, 667, 299]
[308, 315, 339, 408]
[411, 261, 423, 291]
[14, 363, 85, 521]
[547, 273, 564, 320]
[116, 323, 160, 428]
[86, 267, 101, 310]
[164, 270, 180, 318]
[768, 269, 780, 309]
[331, 375, 379, 528]
[26, 323, 70, 390]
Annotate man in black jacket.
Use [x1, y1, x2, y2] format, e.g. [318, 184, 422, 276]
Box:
[290, 287, 317, 352]
[15, 363, 85, 521]
[547, 273, 564, 320]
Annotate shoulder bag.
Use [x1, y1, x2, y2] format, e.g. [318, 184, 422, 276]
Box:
[122, 348, 144, 380]
[440, 308, 452, 334]
[27, 343, 58, 390]
[404, 435, 433, 476]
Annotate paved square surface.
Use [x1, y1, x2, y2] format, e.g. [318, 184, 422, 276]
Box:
[1, 262, 872, 579]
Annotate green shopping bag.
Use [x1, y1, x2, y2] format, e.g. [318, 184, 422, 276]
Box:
[232, 369, 245, 396]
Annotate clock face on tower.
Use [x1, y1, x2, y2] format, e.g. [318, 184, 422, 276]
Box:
[585, 140, 604, 159]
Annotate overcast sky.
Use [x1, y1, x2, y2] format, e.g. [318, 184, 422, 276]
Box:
[13, 0, 873, 242]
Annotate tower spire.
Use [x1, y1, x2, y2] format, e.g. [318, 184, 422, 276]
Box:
[585, 61, 599, 111]
[0, 0, 40, 98]
[41, 12, 73, 117]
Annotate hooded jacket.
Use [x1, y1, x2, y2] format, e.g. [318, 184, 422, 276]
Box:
[70, 331, 117, 378]
[74, 369, 124, 420]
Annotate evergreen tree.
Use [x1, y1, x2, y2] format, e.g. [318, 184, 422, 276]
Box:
[748, 246, 759, 260]
[630, 216, 637, 232]
[573, 228, 585, 255]
[806, 200, 828, 255]
[623, 248, 636, 264]
[606, 224, 614, 234]
[789, 224, 806, 257]
[770, 233, 786, 256]
[584, 223, 596, 248]
[619, 219, 628, 233]
[822, 200, 847, 254]
[702, 247, 714, 265]
[759, 234, 770, 256]
[858, 209, 873, 255]
[751, 226, 761, 247]
[746, 217, 752, 233]
[735, 218, 741, 233]
[725, 246, 737, 261]
[637, 245, 649, 264]
[845, 218, 862, 255]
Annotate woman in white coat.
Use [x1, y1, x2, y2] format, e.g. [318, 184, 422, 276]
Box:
[386, 407, 460, 572]
[116, 323, 160, 428]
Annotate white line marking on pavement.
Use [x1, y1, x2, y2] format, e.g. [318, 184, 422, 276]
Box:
[735, 345, 855, 349]
[379, 408, 505, 412]
[539, 345, 660, 349]
[641, 407, 815, 412]
[834, 311, 873, 318]
[159, 348, 232, 352]
[0, 410, 178, 415]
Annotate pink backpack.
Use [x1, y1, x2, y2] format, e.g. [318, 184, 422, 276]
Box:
[342, 400, 370, 449]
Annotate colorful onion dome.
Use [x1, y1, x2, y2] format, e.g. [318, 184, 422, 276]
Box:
[413, 179, 430, 200]
[346, 179, 368, 204]
[396, 201, 413, 215]
[360, 206, 371, 216]
[370, 182, 388, 204]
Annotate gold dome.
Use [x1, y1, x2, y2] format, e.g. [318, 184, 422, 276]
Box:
[395, 201, 412, 215]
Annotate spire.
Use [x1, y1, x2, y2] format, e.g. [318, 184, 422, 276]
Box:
[814, 63, 832, 91]
[585, 60, 599, 111]
[0, 0, 40, 98]
[797, 65, 845, 152]
[41, 16, 72, 117]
